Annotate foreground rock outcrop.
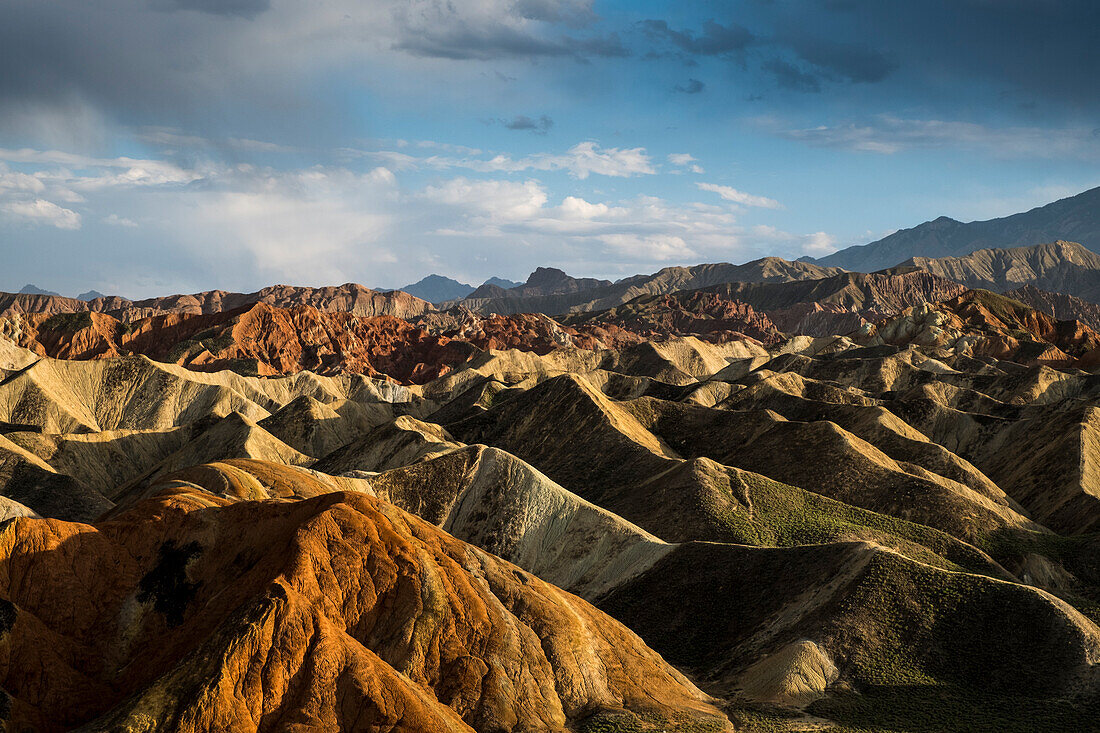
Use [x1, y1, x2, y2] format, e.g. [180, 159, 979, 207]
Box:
[0, 482, 729, 732]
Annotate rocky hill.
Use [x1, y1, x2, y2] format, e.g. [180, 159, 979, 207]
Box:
[1006, 283, 1100, 330]
[0, 303, 658, 384]
[860, 289, 1100, 367]
[810, 186, 1100, 271]
[0, 465, 728, 731]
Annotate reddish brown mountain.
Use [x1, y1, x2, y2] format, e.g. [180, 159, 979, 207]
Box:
[0, 476, 728, 731]
[564, 291, 785, 345]
[3, 303, 661, 383]
[3, 304, 475, 383]
[1005, 284, 1100, 331]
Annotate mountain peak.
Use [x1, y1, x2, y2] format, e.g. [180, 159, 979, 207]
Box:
[396, 275, 474, 303]
[525, 267, 572, 287]
[18, 284, 61, 297]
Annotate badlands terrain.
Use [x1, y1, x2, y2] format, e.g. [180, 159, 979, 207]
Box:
[5, 241, 1100, 731]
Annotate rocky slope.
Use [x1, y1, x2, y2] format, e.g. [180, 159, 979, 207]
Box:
[415, 308, 643, 352]
[899, 240, 1100, 302]
[810, 186, 1100, 271]
[859, 289, 1100, 367]
[1006, 284, 1100, 331]
[0, 475, 728, 731]
[562, 291, 785, 345]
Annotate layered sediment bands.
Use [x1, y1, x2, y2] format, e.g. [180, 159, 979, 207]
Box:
[902, 240, 1100, 300]
[564, 292, 785, 345]
[3, 303, 477, 383]
[0, 486, 729, 732]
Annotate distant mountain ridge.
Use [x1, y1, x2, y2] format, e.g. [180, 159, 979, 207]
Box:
[809, 186, 1100, 272]
[0, 283, 431, 321]
[18, 284, 61, 297]
[901, 240, 1100, 302]
[395, 275, 524, 303]
[451, 258, 845, 315]
[566, 270, 965, 339]
[396, 275, 475, 303]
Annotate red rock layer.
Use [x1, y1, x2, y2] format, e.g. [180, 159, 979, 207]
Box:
[3, 304, 655, 384]
[0, 483, 728, 732]
[3, 304, 477, 383]
[572, 291, 786, 345]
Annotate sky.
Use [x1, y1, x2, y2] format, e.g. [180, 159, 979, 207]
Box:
[2, 0, 1100, 298]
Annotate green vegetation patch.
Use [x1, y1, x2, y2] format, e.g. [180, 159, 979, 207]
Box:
[807, 686, 1100, 733]
[712, 470, 994, 575]
[831, 552, 1086, 694]
[982, 527, 1100, 625]
[576, 711, 726, 733]
[40, 311, 94, 333]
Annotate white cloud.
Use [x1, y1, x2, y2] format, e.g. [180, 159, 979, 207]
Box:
[422, 177, 548, 221]
[599, 233, 696, 261]
[423, 177, 745, 268]
[0, 143, 816, 294]
[103, 214, 138, 227]
[166, 166, 399, 283]
[352, 141, 656, 179]
[137, 127, 299, 154]
[751, 225, 839, 257]
[697, 182, 782, 209]
[0, 165, 46, 194]
[559, 195, 610, 219]
[3, 199, 82, 230]
[800, 231, 837, 256]
[668, 153, 704, 174]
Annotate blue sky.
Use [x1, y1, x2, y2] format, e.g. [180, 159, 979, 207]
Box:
[2, 0, 1099, 297]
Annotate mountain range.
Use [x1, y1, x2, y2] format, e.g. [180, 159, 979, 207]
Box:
[809, 185, 1100, 271]
[394, 274, 522, 303]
